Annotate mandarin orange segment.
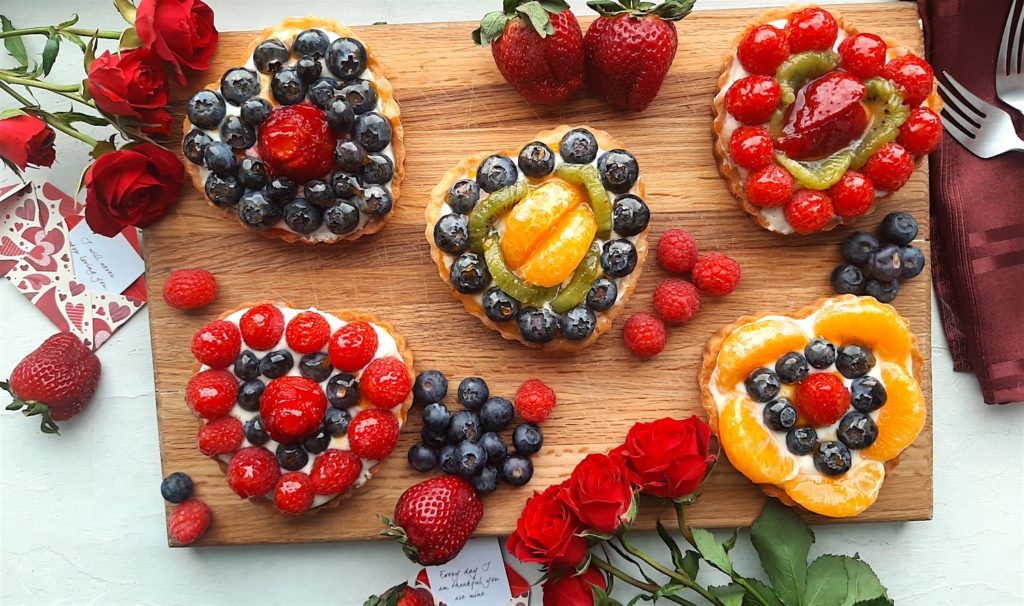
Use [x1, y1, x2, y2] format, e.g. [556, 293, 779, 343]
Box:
[515, 204, 598, 288]
[861, 362, 926, 461]
[715, 318, 808, 391]
[813, 296, 912, 361]
[719, 393, 800, 484]
[783, 459, 885, 517]
[500, 180, 585, 270]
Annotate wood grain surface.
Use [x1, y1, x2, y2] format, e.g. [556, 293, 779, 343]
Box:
[147, 2, 933, 546]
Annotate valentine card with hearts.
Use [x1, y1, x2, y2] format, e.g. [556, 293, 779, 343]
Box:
[0, 181, 146, 350]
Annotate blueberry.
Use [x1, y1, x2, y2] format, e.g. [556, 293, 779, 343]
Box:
[458, 377, 489, 410]
[183, 129, 212, 165]
[324, 202, 361, 234]
[448, 410, 481, 443]
[238, 190, 283, 229]
[267, 176, 298, 203]
[359, 186, 393, 219]
[868, 244, 902, 281]
[446, 179, 480, 214]
[220, 68, 260, 105]
[745, 367, 781, 402]
[836, 345, 875, 378]
[408, 443, 438, 472]
[413, 370, 448, 406]
[880, 211, 918, 245]
[327, 99, 356, 133]
[421, 426, 447, 449]
[303, 180, 334, 207]
[187, 90, 226, 129]
[204, 141, 237, 177]
[786, 426, 818, 455]
[830, 263, 865, 295]
[517, 307, 560, 343]
[293, 29, 330, 59]
[454, 440, 487, 477]
[308, 78, 340, 110]
[482, 287, 520, 322]
[295, 54, 322, 82]
[362, 154, 394, 185]
[480, 397, 514, 431]
[775, 352, 809, 383]
[899, 246, 925, 280]
[234, 350, 261, 380]
[804, 338, 836, 369]
[612, 194, 650, 236]
[205, 173, 243, 207]
[763, 398, 798, 431]
[517, 141, 555, 178]
[299, 352, 333, 383]
[586, 278, 618, 311]
[471, 466, 499, 494]
[326, 373, 359, 409]
[422, 402, 451, 432]
[813, 441, 852, 476]
[331, 171, 362, 199]
[559, 128, 598, 164]
[276, 442, 309, 471]
[259, 349, 294, 378]
[850, 376, 887, 412]
[237, 157, 268, 189]
[561, 306, 596, 341]
[864, 278, 899, 303]
[160, 472, 194, 504]
[479, 432, 508, 463]
[283, 198, 324, 234]
[841, 231, 879, 266]
[513, 422, 543, 455]
[323, 407, 351, 436]
[450, 252, 491, 294]
[476, 155, 519, 193]
[433, 214, 469, 254]
[252, 39, 289, 73]
[271, 68, 307, 105]
[353, 113, 392, 152]
[501, 455, 534, 487]
[236, 379, 265, 412]
[439, 444, 459, 475]
[326, 37, 368, 81]
[240, 97, 272, 126]
[220, 116, 256, 150]
[303, 427, 330, 454]
[597, 149, 639, 194]
[244, 415, 270, 445]
[339, 79, 378, 113]
[837, 412, 878, 450]
[601, 239, 640, 278]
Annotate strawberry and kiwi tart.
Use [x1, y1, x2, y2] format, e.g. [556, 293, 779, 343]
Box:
[713, 6, 943, 234]
[181, 17, 404, 243]
[185, 301, 415, 515]
[425, 125, 650, 350]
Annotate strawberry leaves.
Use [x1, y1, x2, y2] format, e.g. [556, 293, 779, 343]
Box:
[587, 0, 695, 21]
[472, 0, 571, 45]
[1, 380, 61, 435]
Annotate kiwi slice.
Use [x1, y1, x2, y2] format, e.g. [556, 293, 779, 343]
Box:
[850, 77, 910, 169]
[554, 164, 612, 238]
[775, 51, 840, 107]
[468, 181, 530, 254]
[776, 151, 854, 190]
[482, 237, 554, 306]
[549, 243, 602, 314]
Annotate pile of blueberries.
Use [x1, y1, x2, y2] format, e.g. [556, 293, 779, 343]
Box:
[407, 371, 542, 494]
[831, 212, 925, 303]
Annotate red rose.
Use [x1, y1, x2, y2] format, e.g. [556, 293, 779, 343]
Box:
[507, 483, 589, 571]
[84, 143, 184, 237]
[563, 453, 635, 535]
[136, 0, 218, 84]
[87, 48, 172, 136]
[611, 417, 716, 500]
[0, 113, 55, 170]
[543, 567, 607, 606]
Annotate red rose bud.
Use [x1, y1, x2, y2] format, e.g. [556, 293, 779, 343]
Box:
[136, 0, 218, 85]
[84, 143, 184, 237]
[0, 113, 56, 170]
[542, 566, 606, 606]
[87, 48, 172, 135]
[563, 453, 636, 535]
[612, 417, 716, 501]
[507, 482, 589, 571]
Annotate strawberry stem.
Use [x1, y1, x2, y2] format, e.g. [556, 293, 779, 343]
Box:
[378, 515, 421, 564]
[1, 380, 60, 435]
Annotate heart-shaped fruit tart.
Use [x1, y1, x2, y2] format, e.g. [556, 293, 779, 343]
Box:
[182, 17, 404, 243]
[698, 295, 926, 517]
[185, 301, 414, 514]
[426, 125, 651, 351]
[713, 6, 943, 234]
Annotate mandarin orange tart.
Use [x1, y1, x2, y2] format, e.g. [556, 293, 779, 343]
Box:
[713, 6, 943, 234]
[698, 295, 926, 517]
[426, 125, 650, 351]
[182, 17, 404, 243]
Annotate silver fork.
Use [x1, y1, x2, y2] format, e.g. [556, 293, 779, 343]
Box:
[997, 0, 1024, 113]
[938, 71, 1024, 158]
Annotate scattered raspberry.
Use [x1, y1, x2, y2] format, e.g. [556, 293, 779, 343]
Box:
[191, 320, 241, 368]
[737, 24, 790, 75]
[285, 311, 331, 355]
[260, 376, 327, 443]
[623, 313, 667, 358]
[829, 171, 875, 219]
[797, 372, 851, 426]
[168, 499, 211, 545]
[725, 75, 781, 124]
[838, 33, 887, 78]
[274, 472, 314, 514]
[896, 107, 942, 155]
[185, 369, 239, 419]
[348, 409, 400, 460]
[362, 356, 412, 409]
[657, 228, 699, 273]
[310, 449, 363, 495]
[653, 279, 701, 323]
[785, 190, 834, 234]
[729, 126, 774, 170]
[882, 54, 934, 107]
[692, 253, 741, 296]
[862, 143, 914, 192]
[162, 269, 217, 309]
[227, 446, 280, 499]
[328, 321, 379, 372]
[786, 7, 838, 53]
[198, 415, 244, 456]
[239, 304, 285, 351]
[745, 165, 794, 208]
[514, 379, 557, 423]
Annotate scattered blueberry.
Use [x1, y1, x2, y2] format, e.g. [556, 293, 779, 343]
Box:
[276, 442, 309, 471]
[271, 68, 307, 105]
[457, 377, 489, 410]
[203, 141, 237, 177]
[447, 410, 481, 443]
[841, 231, 879, 266]
[183, 129, 212, 165]
[326, 37, 368, 80]
[293, 29, 330, 59]
[763, 398, 798, 431]
[830, 263, 865, 295]
[240, 97, 272, 126]
[259, 349, 294, 378]
[325, 373, 359, 409]
[295, 54, 322, 82]
[413, 370, 448, 406]
[205, 173, 243, 207]
[597, 149, 639, 194]
[433, 214, 470, 254]
[612, 194, 650, 236]
[517, 141, 555, 178]
[362, 154, 394, 185]
[850, 376, 887, 412]
[813, 440, 852, 476]
[421, 426, 447, 449]
[252, 39, 289, 73]
[501, 455, 534, 487]
[324, 202, 361, 234]
[586, 278, 618, 311]
[775, 352, 809, 383]
[339, 79, 377, 114]
[512, 423, 543, 456]
[482, 287, 520, 323]
[559, 128, 598, 164]
[220, 116, 256, 149]
[446, 179, 480, 214]
[454, 440, 488, 477]
[299, 352, 333, 383]
[601, 239, 638, 277]
[408, 443, 438, 472]
[868, 243, 903, 282]
[476, 155, 518, 193]
[323, 407, 351, 436]
[303, 427, 331, 454]
[804, 338, 837, 369]
[450, 252, 491, 294]
[308, 78, 340, 110]
[439, 444, 459, 475]
[187, 90, 226, 129]
[880, 211, 918, 245]
[786, 426, 818, 455]
[517, 307, 560, 344]
[899, 246, 925, 280]
[267, 176, 298, 203]
[303, 179, 334, 207]
[234, 350, 261, 381]
[422, 402, 450, 431]
[745, 368, 781, 402]
[359, 186, 393, 218]
[160, 472, 193, 504]
[237, 157, 268, 189]
[353, 112, 392, 152]
[220, 68, 261, 105]
[864, 278, 899, 303]
[479, 432, 508, 464]
[561, 306, 596, 341]
[283, 198, 324, 234]
[236, 379, 265, 412]
[480, 397, 514, 431]
[244, 415, 270, 445]
[836, 345, 875, 378]
[471, 465, 499, 494]
[837, 412, 878, 450]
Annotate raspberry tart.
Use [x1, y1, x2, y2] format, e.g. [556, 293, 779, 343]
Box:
[181, 17, 404, 243]
[713, 6, 942, 234]
[185, 301, 415, 514]
[698, 295, 926, 517]
[426, 125, 650, 351]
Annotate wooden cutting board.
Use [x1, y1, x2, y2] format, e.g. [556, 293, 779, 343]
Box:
[147, 3, 933, 546]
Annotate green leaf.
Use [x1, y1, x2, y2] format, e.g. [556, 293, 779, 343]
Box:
[838, 557, 887, 606]
[83, 31, 99, 71]
[52, 111, 108, 127]
[724, 528, 739, 552]
[503, 0, 519, 13]
[592, 583, 625, 606]
[57, 13, 80, 29]
[744, 579, 786, 606]
[63, 32, 86, 52]
[0, 108, 26, 120]
[650, 0, 697, 21]
[587, 0, 628, 17]
[473, 11, 510, 46]
[119, 27, 140, 51]
[850, 598, 893, 606]
[516, 1, 555, 38]
[90, 137, 116, 160]
[803, 556, 848, 606]
[709, 584, 746, 606]
[42, 29, 60, 76]
[681, 550, 700, 580]
[1, 15, 29, 68]
[79, 78, 91, 100]
[113, 0, 137, 24]
[692, 527, 733, 574]
[656, 520, 686, 573]
[538, 0, 571, 13]
[750, 500, 814, 606]
[654, 583, 684, 601]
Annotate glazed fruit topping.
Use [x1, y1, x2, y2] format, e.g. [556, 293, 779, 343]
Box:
[896, 107, 942, 155]
[193, 320, 242, 369]
[240, 304, 285, 350]
[596, 149, 639, 194]
[829, 170, 875, 219]
[310, 449, 361, 495]
[258, 349, 294, 379]
[776, 72, 868, 161]
[785, 7, 838, 53]
[188, 90, 226, 129]
[726, 75, 782, 124]
[186, 369, 239, 419]
[797, 372, 851, 426]
[328, 321, 379, 372]
[813, 440, 851, 475]
[260, 376, 328, 443]
[253, 39, 290, 73]
[257, 104, 337, 184]
[838, 33, 887, 79]
[882, 54, 934, 107]
[836, 411, 878, 449]
[325, 372, 360, 409]
[274, 472, 314, 514]
[729, 126, 774, 170]
[362, 357, 412, 409]
[285, 311, 331, 354]
[738, 24, 790, 75]
[763, 398, 798, 431]
[227, 446, 280, 499]
[745, 367, 781, 402]
[785, 189, 834, 234]
[775, 352, 809, 383]
[862, 142, 914, 192]
[745, 165, 794, 208]
[850, 375, 887, 412]
[349, 409, 400, 460]
[447, 179, 481, 214]
[326, 37, 368, 81]
[804, 338, 837, 369]
[518, 141, 556, 179]
[559, 128, 598, 164]
[786, 426, 818, 455]
[221, 68, 261, 106]
[612, 194, 650, 237]
[835, 344, 875, 378]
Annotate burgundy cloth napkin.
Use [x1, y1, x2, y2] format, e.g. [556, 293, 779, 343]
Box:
[917, 0, 1024, 403]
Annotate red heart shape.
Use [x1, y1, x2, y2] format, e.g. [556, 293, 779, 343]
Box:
[776, 72, 868, 160]
[109, 302, 130, 322]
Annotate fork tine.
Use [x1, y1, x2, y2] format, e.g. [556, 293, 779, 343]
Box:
[1011, 0, 1022, 75]
[999, 0, 1016, 75]
[940, 73, 990, 120]
[937, 80, 984, 124]
[940, 108, 977, 140]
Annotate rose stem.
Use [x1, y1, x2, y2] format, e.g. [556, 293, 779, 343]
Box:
[0, 27, 121, 40]
[619, 534, 727, 606]
[0, 80, 97, 146]
[591, 556, 698, 606]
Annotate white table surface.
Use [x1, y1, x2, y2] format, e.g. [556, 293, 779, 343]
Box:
[1, 1, 1022, 605]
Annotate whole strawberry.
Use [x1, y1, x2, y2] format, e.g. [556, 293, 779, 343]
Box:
[364, 583, 434, 606]
[473, 0, 584, 105]
[584, 0, 695, 111]
[381, 475, 483, 566]
[2, 332, 101, 434]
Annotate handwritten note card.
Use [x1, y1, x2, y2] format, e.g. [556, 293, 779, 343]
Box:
[69, 221, 144, 295]
[426, 538, 513, 606]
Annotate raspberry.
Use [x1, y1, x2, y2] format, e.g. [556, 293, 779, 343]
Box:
[273, 472, 314, 514]
[348, 409, 400, 460]
[896, 107, 942, 155]
[786, 7, 838, 53]
[260, 376, 327, 443]
[185, 369, 238, 419]
[192, 320, 241, 368]
[239, 304, 284, 351]
[285, 311, 330, 354]
[785, 190, 834, 234]
[162, 269, 217, 309]
[623, 313, 667, 358]
[328, 321, 379, 372]
[882, 54, 934, 107]
[514, 378, 557, 423]
[829, 171, 875, 218]
[226, 446, 280, 499]
[728, 126, 774, 170]
[862, 143, 914, 192]
[361, 356, 412, 409]
[725, 76, 781, 124]
[198, 415, 244, 456]
[168, 499, 211, 545]
[657, 228, 699, 273]
[692, 253, 741, 296]
[310, 449, 362, 495]
[745, 165, 794, 208]
[737, 25, 790, 75]
[797, 372, 851, 426]
[653, 279, 701, 323]
[838, 33, 887, 78]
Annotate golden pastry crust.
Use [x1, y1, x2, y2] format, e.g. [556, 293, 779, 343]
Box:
[711, 4, 943, 234]
[183, 17, 405, 244]
[425, 124, 650, 352]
